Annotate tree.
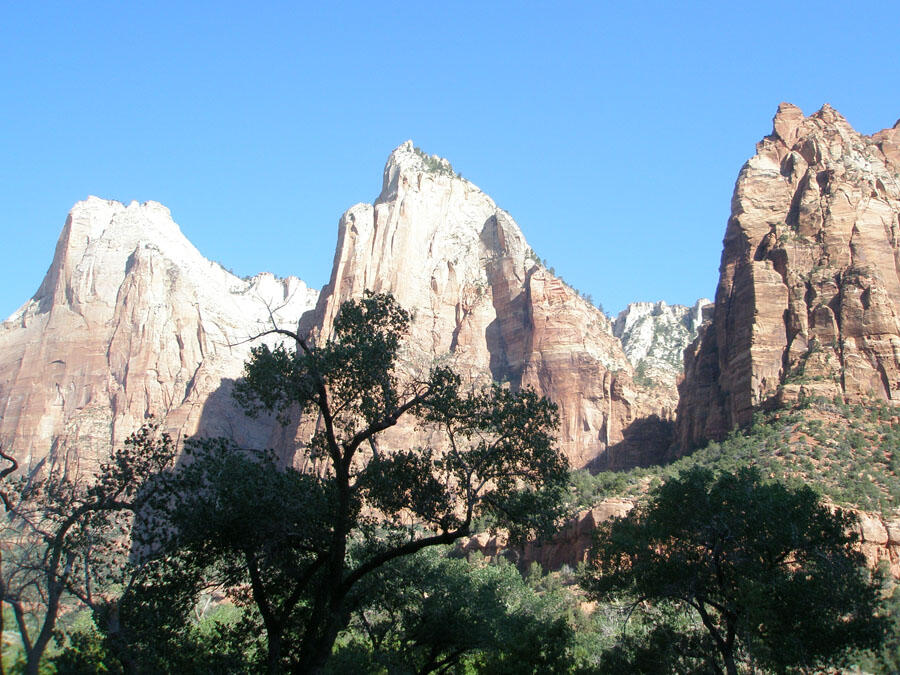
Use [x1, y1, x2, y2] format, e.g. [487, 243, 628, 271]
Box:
[331, 547, 577, 673]
[138, 292, 569, 673]
[0, 425, 175, 675]
[1, 447, 19, 675]
[582, 466, 887, 674]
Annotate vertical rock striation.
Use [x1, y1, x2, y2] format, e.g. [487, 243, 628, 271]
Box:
[677, 104, 900, 450]
[0, 198, 318, 476]
[301, 142, 671, 470]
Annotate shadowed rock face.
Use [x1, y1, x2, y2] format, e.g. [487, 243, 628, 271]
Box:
[677, 104, 900, 451]
[300, 142, 673, 470]
[0, 198, 318, 477]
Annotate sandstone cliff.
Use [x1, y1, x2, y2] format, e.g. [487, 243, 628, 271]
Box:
[300, 142, 673, 470]
[677, 104, 900, 450]
[0, 145, 681, 476]
[0, 198, 318, 476]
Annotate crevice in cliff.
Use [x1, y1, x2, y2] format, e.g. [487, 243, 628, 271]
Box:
[876, 361, 892, 399]
[785, 174, 809, 228]
[448, 303, 469, 354]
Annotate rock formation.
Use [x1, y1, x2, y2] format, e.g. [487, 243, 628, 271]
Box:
[0, 144, 685, 476]
[677, 104, 900, 450]
[0, 197, 318, 477]
[613, 299, 710, 390]
[300, 142, 673, 470]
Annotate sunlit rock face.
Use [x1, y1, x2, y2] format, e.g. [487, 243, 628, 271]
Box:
[677, 104, 900, 450]
[301, 142, 673, 470]
[612, 299, 710, 391]
[1, 143, 683, 476]
[0, 197, 317, 477]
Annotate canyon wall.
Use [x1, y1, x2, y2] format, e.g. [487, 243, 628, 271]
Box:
[0, 198, 317, 477]
[677, 104, 900, 450]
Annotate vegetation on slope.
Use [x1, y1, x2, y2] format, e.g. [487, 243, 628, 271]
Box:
[571, 395, 900, 516]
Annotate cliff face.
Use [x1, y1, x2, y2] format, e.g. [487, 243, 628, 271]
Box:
[1, 144, 681, 476]
[301, 142, 672, 470]
[0, 198, 318, 477]
[677, 104, 900, 450]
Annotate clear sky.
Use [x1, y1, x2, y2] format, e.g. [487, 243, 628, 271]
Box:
[2, 2, 898, 320]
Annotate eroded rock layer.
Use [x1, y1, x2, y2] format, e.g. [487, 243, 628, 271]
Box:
[0, 198, 318, 476]
[301, 142, 672, 470]
[677, 104, 900, 450]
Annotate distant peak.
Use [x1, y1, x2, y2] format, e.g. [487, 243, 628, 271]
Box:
[775, 102, 803, 117]
[813, 102, 847, 123]
[772, 103, 805, 145]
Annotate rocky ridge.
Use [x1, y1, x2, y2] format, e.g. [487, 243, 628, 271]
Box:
[299, 141, 674, 470]
[0, 145, 681, 476]
[0, 198, 318, 476]
[677, 104, 900, 450]
[459, 497, 900, 578]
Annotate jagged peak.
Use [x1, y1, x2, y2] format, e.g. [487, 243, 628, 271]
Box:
[28, 197, 218, 316]
[772, 102, 860, 147]
[386, 140, 456, 174]
[380, 141, 465, 202]
[810, 102, 852, 129]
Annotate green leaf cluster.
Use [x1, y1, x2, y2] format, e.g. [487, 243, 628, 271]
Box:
[583, 467, 887, 674]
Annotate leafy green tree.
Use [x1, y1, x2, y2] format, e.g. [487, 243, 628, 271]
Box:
[0, 425, 174, 675]
[582, 467, 887, 674]
[138, 292, 568, 673]
[331, 547, 576, 673]
[856, 582, 900, 674]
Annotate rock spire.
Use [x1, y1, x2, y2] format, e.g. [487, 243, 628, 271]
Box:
[677, 104, 900, 449]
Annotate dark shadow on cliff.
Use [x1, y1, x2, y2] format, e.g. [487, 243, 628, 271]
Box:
[186, 377, 297, 468]
[591, 414, 675, 473]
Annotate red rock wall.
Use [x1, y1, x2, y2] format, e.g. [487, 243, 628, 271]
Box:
[677, 104, 900, 450]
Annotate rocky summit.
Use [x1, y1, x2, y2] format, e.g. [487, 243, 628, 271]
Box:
[0, 145, 694, 477]
[6, 105, 895, 477]
[677, 104, 900, 450]
[0, 198, 317, 477]
[299, 141, 676, 470]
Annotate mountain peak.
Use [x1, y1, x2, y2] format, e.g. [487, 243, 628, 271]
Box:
[380, 141, 462, 202]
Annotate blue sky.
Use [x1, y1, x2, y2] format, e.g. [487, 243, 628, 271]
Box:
[2, 2, 898, 320]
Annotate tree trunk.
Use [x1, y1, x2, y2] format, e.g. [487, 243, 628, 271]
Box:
[722, 650, 738, 675]
[266, 630, 283, 675]
[295, 596, 345, 674]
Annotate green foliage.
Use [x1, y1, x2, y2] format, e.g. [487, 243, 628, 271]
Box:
[331, 547, 578, 673]
[132, 291, 568, 672]
[1, 424, 175, 675]
[573, 397, 900, 516]
[412, 145, 458, 177]
[855, 583, 900, 673]
[632, 360, 656, 388]
[583, 467, 887, 673]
